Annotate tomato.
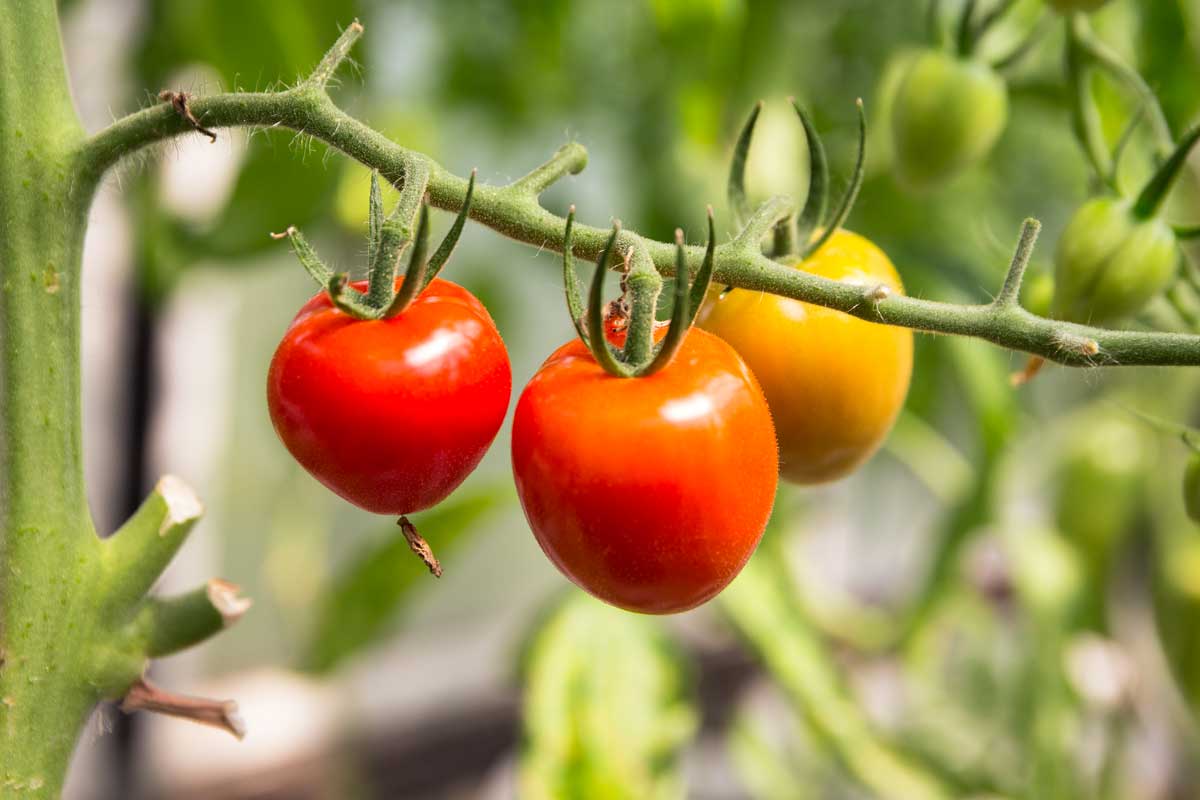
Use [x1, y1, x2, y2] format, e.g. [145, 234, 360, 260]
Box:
[1185, 453, 1200, 525]
[1053, 197, 1178, 325]
[890, 50, 1008, 189]
[511, 328, 778, 614]
[268, 277, 511, 514]
[697, 229, 912, 484]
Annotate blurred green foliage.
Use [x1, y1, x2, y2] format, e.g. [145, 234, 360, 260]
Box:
[518, 592, 696, 800]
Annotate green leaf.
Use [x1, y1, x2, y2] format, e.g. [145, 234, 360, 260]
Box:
[519, 593, 697, 800]
[302, 487, 503, 674]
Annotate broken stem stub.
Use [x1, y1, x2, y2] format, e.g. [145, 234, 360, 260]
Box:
[399, 516, 442, 577]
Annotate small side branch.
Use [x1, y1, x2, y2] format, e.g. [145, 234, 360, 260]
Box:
[306, 19, 364, 90]
[733, 195, 797, 252]
[510, 142, 588, 196]
[120, 677, 245, 740]
[158, 91, 216, 143]
[101, 475, 204, 612]
[124, 579, 252, 658]
[993, 218, 1041, 307]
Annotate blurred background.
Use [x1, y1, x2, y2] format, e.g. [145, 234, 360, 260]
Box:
[59, 0, 1200, 797]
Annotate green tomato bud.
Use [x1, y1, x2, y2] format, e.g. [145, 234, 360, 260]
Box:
[890, 50, 1008, 190]
[1185, 453, 1200, 525]
[1053, 197, 1178, 325]
[1045, 0, 1111, 12]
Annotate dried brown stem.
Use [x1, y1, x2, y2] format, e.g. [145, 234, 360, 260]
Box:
[399, 516, 442, 577]
[120, 676, 245, 739]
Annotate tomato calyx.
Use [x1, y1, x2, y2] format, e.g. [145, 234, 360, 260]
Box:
[271, 168, 478, 321]
[561, 207, 716, 378]
[726, 98, 866, 264]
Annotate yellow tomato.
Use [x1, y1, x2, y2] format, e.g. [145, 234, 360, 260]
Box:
[696, 229, 913, 484]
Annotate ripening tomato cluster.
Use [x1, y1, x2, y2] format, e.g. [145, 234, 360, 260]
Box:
[267, 143, 913, 613]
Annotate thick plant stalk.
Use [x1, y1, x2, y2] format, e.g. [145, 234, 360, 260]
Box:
[0, 2, 100, 790]
[0, 4, 247, 793]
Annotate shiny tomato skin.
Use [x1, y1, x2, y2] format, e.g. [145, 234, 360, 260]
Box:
[511, 329, 778, 615]
[697, 229, 913, 485]
[268, 278, 511, 514]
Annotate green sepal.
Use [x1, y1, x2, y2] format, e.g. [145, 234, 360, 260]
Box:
[1134, 123, 1200, 220]
[327, 272, 381, 319]
[727, 102, 762, 229]
[279, 226, 333, 287]
[422, 169, 476, 290]
[638, 230, 692, 377]
[687, 208, 717, 328]
[562, 207, 590, 345]
[1174, 224, 1200, 241]
[384, 202, 431, 318]
[803, 100, 866, 259]
[586, 225, 634, 378]
[792, 101, 829, 251]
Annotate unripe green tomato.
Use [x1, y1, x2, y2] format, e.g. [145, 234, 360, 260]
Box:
[1185, 454, 1200, 524]
[1053, 197, 1178, 325]
[1045, 0, 1111, 12]
[890, 50, 1008, 190]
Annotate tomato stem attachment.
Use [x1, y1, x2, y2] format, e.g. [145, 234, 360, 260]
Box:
[1133, 123, 1200, 221]
[622, 244, 663, 367]
[399, 516, 442, 578]
[802, 99, 866, 260]
[727, 101, 762, 229]
[639, 213, 717, 377]
[276, 163, 475, 321]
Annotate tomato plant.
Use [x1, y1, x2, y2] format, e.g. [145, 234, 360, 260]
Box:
[268, 276, 511, 514]
[698, 229, 912, 484]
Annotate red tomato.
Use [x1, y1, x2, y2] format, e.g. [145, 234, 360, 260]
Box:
[511, 328, 778, 614]
[268, 278, 511, 514]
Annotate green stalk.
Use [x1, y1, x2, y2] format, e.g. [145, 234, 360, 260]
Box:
[0, 2, 105, 792]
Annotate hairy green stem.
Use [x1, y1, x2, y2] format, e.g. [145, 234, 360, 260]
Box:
[73, 82, 1200, 367]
